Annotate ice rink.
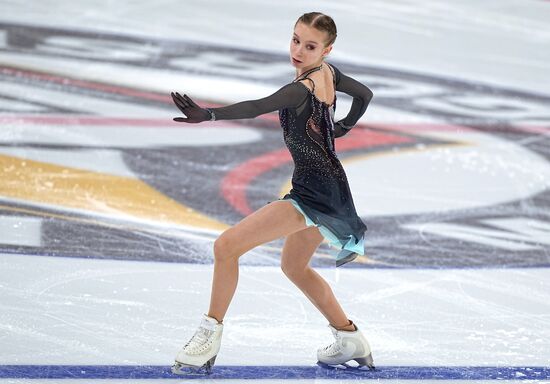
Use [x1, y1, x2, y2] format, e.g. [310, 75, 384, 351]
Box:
[1, 0, 550, 382]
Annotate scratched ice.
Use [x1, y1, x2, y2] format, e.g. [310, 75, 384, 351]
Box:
[0, 0, 549, 383]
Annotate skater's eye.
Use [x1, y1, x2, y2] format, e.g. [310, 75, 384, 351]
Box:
[292, 38, 316, 50]
[292, 34, 317, 50]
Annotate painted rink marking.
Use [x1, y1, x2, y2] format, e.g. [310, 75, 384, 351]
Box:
[0, 364, 549, 380]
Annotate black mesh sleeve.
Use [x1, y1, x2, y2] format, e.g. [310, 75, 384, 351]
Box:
[329, 64, 373, 137]
[208, 82, 309, 120]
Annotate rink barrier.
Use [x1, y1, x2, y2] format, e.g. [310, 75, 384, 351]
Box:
[0, 365, 548, 380]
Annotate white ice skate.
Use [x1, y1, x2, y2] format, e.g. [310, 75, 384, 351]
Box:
[171, 314, 223, 375]
[317, 321, 375, 370]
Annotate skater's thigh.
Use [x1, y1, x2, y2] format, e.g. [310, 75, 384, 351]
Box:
[281, 226, 324, 272]
[217, 200, 309, 258]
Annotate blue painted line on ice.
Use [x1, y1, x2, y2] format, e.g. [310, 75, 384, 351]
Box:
[0, 365, 548, 380]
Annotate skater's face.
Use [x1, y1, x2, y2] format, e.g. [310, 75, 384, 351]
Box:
[290, 22, 332, 69]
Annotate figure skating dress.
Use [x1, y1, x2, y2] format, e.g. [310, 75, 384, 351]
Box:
[207, 62, 373, 266]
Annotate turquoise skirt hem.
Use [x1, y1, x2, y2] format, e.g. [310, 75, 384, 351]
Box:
[283, 197, 365, 266]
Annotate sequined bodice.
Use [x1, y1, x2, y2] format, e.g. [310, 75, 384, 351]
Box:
[278, 65, 347, 184]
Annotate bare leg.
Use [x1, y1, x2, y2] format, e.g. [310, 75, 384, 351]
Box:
[281, 226, 355, 331]
[208, 200, 309, 322]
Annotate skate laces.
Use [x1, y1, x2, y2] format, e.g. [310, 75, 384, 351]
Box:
[320, 329, 344, 357]
[183, 320, 216, 355]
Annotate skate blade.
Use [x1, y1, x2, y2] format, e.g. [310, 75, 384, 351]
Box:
[317, 353, 375, 371]
[171, 356, 217, 376]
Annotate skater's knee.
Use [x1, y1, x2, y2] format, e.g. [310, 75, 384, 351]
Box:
[213, 231, 239, 262]
[281, 262, 308, 281]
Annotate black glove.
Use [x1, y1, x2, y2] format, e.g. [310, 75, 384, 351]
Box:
[171, 92, 211, 123]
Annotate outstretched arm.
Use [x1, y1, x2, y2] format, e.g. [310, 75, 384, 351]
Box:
[329, 63, 373, 137]
[171, 82, 308, 123]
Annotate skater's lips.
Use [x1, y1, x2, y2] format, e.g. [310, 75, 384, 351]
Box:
[293, 57, 302, 63]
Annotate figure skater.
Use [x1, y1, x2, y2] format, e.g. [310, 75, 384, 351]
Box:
[170, 11, 374, 374]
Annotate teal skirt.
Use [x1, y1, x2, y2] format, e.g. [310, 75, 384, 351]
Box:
[278, 195, 366, 267]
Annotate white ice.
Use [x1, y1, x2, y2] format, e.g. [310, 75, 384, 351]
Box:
[1, 253, 549, 368]
[1, 1, 550, 383]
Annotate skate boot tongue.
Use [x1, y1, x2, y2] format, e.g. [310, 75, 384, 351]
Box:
[328, 324, 341, 338]
[318, 325, 342, 356]
[200, 315, 219, 332]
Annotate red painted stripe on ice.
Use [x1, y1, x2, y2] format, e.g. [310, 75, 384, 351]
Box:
[0, 65, 170, 102]
[221, 148, 291, 216]
[0, 65, 282, 124]
[370, 122, 550, 134]
[0, 115, 178, 126]
[222, 128, 413, 216]
[0, 115, 282, 127]
[368, 122, 476, 132]
[335, 126, 412, 151]
[508, 125, 550, 134]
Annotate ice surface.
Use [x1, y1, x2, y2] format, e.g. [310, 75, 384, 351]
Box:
[1, 1, 549, 382]
[1, 254, 549, 367]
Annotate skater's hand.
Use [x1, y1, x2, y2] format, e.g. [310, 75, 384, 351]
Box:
[171, 92, 211, 123]
[333, 120, 353, 138]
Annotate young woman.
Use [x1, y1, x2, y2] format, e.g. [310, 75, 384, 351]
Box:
[170, 12, 374, 374]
